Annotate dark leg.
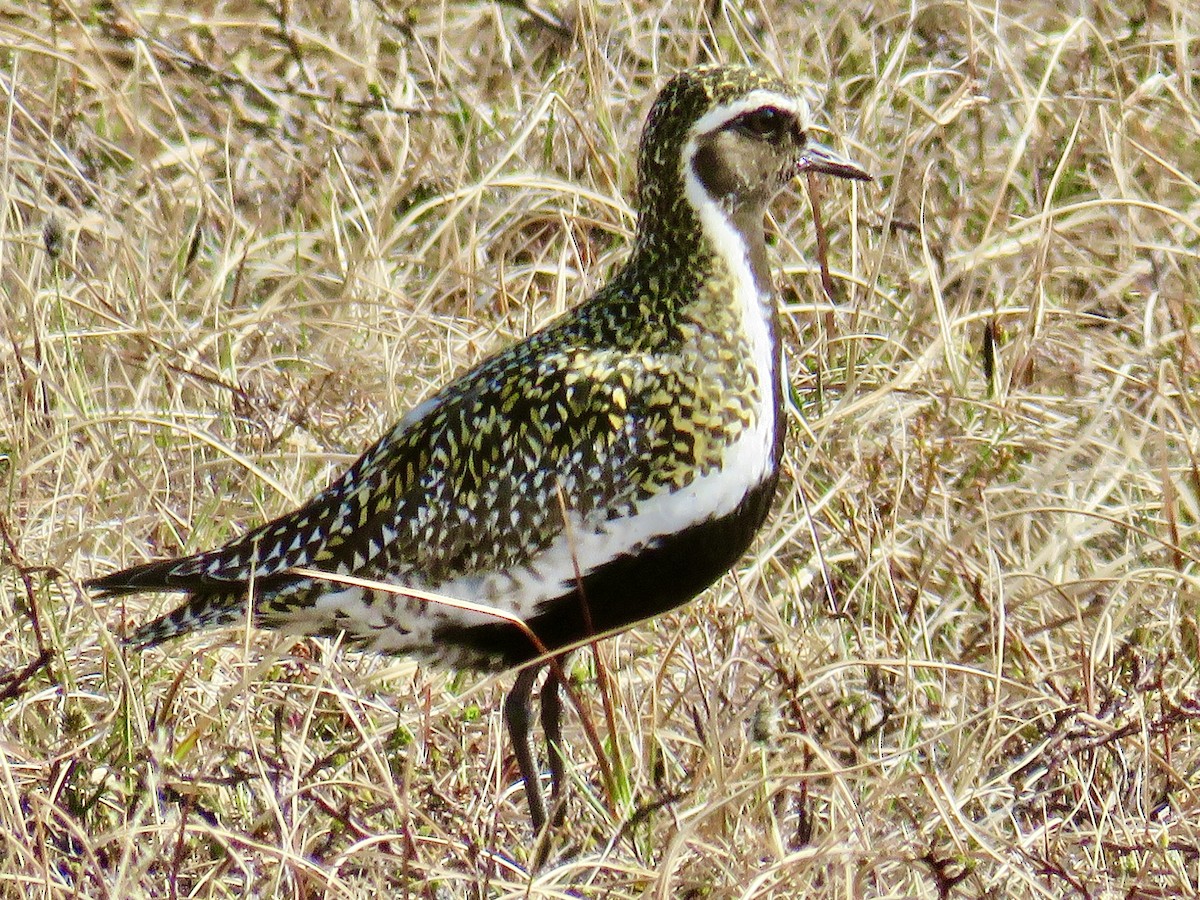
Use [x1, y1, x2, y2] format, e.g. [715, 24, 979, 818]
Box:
[540, 656, 568, 826]
[505, 665, 547, 832]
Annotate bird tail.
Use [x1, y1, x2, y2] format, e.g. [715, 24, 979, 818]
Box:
[88, 555, 250, 648]
[123, 590, 247, 648]
[88, 547, 314, 647]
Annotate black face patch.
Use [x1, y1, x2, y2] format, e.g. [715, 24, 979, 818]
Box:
[692, 133, 742, 200]
[688, 130, 781, 293]
[691, 129, 786, 209]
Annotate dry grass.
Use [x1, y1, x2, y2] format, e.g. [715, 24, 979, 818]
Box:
[2, 0, 1199, 896]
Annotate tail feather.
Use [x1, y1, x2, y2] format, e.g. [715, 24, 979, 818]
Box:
[89, 552, 254, 647]
[87, 557, 206, 598]
[124, 590, 247, 648]
[86, 538, 270, 597]
[90, 553, 310, 647]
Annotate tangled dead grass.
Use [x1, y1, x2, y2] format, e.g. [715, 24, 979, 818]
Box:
[2, 1, 1199, 896]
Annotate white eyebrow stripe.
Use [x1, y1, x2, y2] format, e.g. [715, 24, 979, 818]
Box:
[686, 90, 810, 140]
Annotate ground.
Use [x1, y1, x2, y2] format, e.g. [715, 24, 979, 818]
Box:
[2, 0, 1199, 897]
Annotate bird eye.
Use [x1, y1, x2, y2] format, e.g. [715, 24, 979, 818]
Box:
[730, 107, 795, 142]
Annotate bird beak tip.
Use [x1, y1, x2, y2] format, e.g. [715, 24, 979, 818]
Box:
[798, 141, 873, 183]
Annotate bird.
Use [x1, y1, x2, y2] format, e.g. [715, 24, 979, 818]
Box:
[88, 64, 871, 833]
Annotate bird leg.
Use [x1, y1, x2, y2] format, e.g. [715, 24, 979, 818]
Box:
[506, 659, 571, 832]
[505, 665, 548, 831]
[540, 657, 567, 827]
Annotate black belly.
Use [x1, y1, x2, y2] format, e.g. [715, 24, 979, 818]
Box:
[432, 470, 780, 669]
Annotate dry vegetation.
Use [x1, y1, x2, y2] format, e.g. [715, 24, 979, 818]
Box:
[2, 0, 1199, 896]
